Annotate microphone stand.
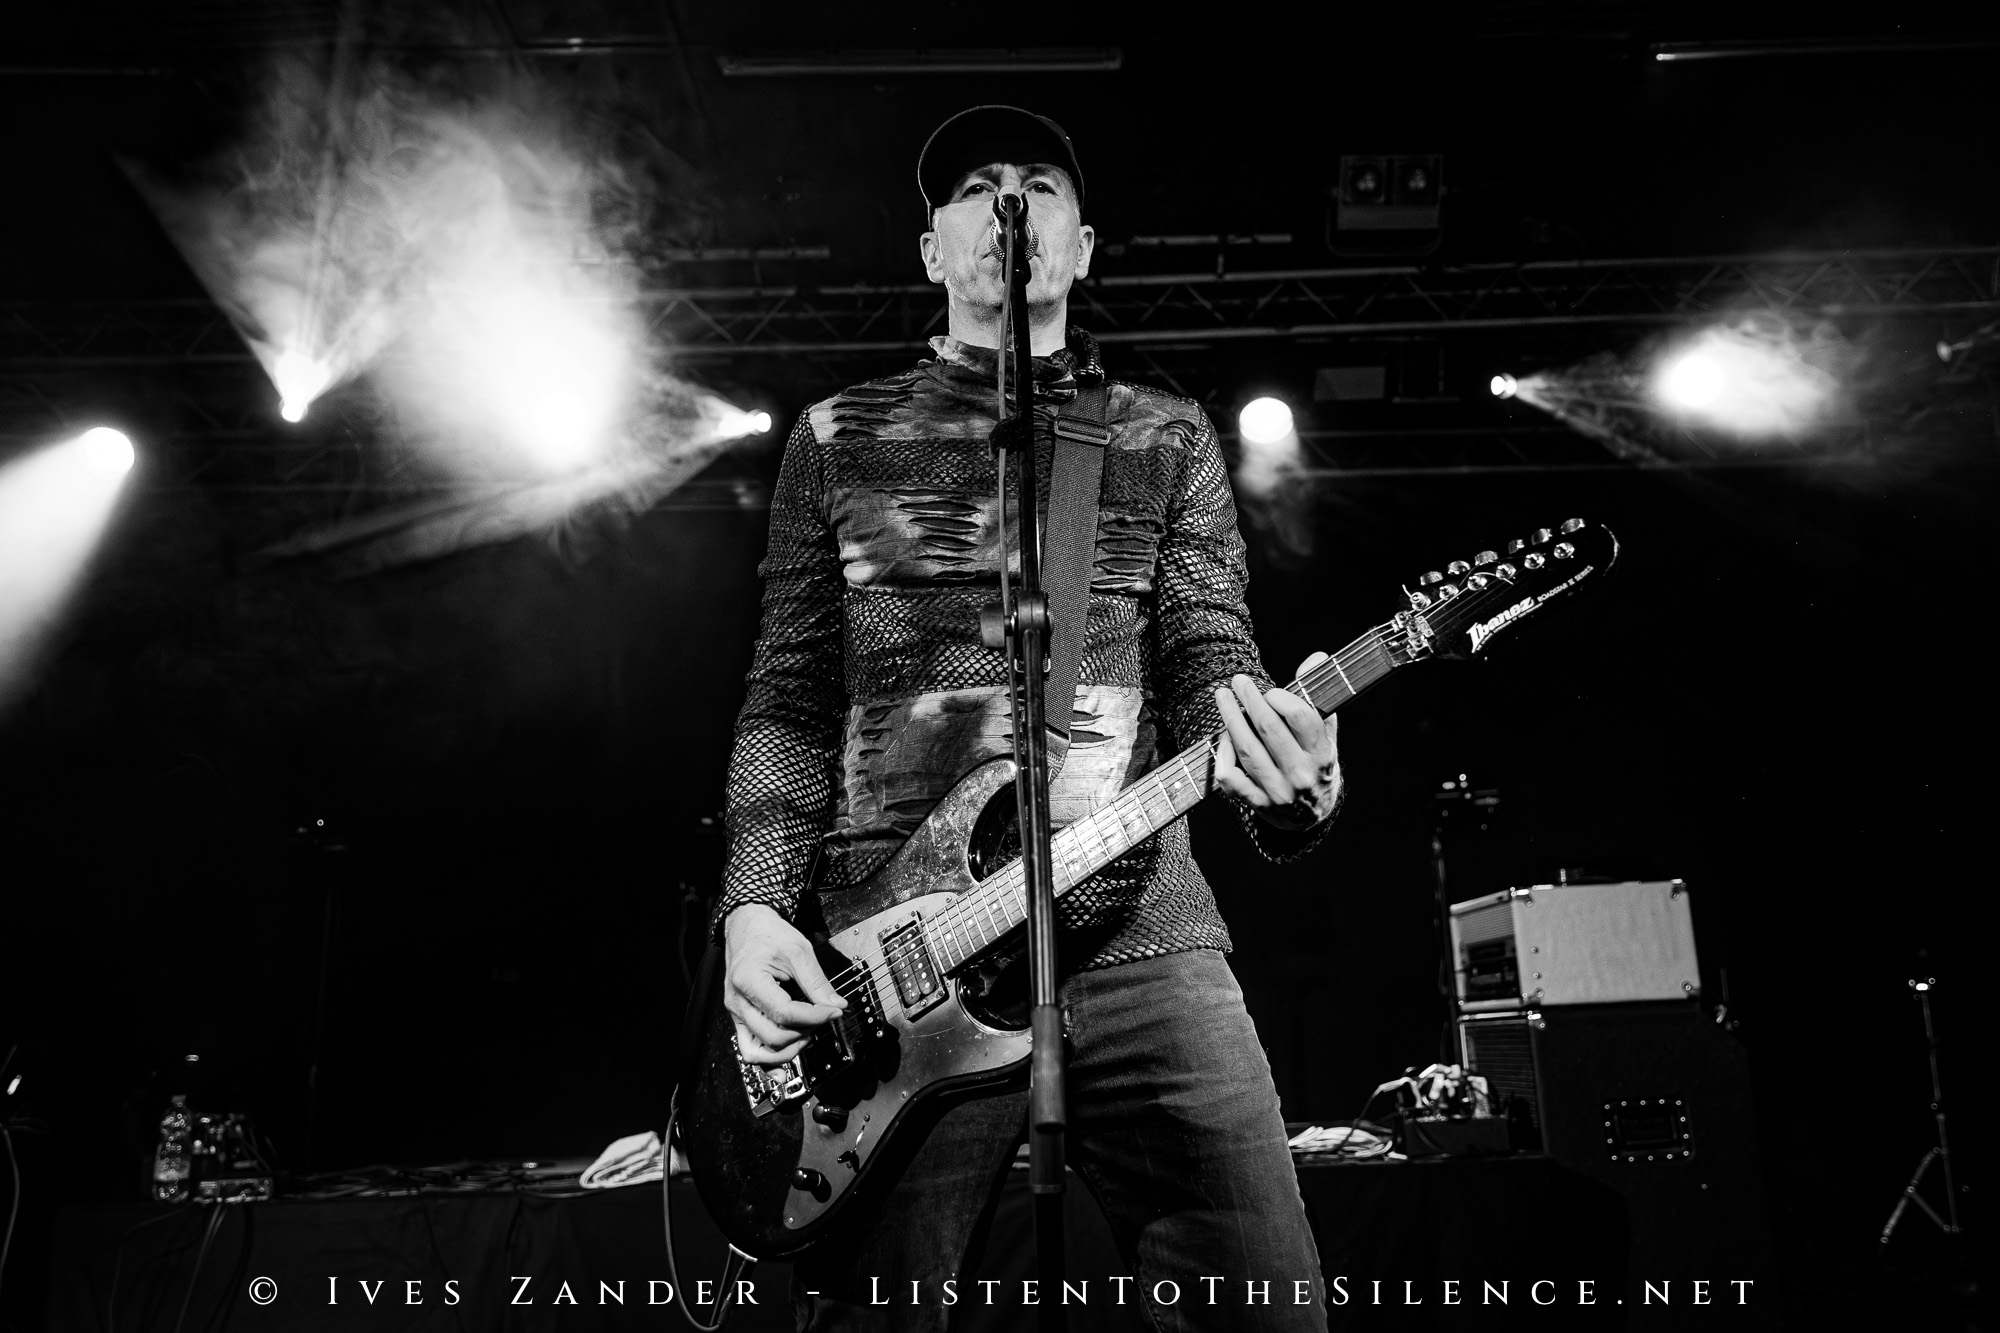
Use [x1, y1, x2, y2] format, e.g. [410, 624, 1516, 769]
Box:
[1879, 974, 1962, 1247]
[985, 191, 1067, 1331]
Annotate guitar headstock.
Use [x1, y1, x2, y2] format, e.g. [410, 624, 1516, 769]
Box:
[1404, 519, 1618, 659]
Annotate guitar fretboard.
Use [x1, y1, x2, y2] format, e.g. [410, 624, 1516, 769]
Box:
[922, 620, 1412, 972]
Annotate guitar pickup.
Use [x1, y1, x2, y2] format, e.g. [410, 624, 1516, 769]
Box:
[879, 916, 948, 1019]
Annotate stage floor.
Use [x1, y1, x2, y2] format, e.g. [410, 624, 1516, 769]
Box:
[46, 1150, 1782, 1330]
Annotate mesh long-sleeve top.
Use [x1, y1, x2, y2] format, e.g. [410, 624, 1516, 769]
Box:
[714, 328, 1328, 971]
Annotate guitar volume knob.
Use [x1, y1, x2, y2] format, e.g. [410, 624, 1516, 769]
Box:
[811, 1102, 849, 1132]
[792, 1167, 831, 1200]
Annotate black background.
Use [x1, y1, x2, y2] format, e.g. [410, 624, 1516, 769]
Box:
[2, 3, 1993, 1327]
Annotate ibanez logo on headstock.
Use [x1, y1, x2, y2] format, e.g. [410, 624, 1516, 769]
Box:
[1404, 518, 1617, 660]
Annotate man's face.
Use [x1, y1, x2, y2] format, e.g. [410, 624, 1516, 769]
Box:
[919, 161, 1094, 314]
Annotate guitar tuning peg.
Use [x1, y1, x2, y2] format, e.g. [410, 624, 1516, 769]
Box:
[1446, 560, 1472, 577]
[1419, 570, 1445, 586]
[1505, 539, 1526, 555]
[1530, 527, 1553, 546]
[1407, 589, 1433, 610]
[1495, 562, 1518, 579]
[1472, 550, 1498, 567]
[1560, 517, 1585, 535]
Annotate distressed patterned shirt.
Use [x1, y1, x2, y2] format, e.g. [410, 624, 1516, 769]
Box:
[714, 328, 1327, 971]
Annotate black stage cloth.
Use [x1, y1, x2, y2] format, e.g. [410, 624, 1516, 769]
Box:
[50, 1156, 1759, 1331]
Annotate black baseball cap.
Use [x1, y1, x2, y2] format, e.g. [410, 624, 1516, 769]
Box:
[917, 105, 1085, 216]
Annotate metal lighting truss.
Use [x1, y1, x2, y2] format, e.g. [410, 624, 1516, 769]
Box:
[9, 247, 1997, 373]
[637, 245, 2000, 357]
[4, 246, 1997, 490]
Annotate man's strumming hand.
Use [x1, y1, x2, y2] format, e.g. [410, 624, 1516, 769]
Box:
[721, 903, 847, 1066]
[1212, 652, 1343, 831]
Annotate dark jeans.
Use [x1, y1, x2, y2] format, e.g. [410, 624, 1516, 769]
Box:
[791, 948, 1326, 1332]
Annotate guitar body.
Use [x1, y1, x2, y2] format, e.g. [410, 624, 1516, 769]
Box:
[683, 757, 1034, 1259]
[679, 518, 1618, 1260]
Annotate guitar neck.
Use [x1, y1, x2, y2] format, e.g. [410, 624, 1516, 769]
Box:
[924, 619, 1414, 972]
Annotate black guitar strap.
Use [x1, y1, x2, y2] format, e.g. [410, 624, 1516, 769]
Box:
[1041, 376, 1110, 776]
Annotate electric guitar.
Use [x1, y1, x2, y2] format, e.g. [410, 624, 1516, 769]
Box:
[681, 519, 1618, 1258]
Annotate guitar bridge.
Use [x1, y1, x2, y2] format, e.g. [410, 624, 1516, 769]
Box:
[739, 1053, 809, 1118]
[736, 944, 883, 1117]
[879, 915, 948, 1020]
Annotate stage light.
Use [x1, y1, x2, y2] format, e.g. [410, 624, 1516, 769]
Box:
[0, 426, 139, 706]
[274, 347, 332, 423]
[1333, 153, 1444, 255]
[1233, 396, 1300, 501]
[713, 408, 774, 441]
[1490, 374, 1518, 399]
[1341, 159, 1387, 207]
[1658, 350, 1725, 410]
[1238, 396, 1294, 446]
[1650, 323, 1835, 437]
[79, 427, 135, 477]
[1396, 160, 1438, 205]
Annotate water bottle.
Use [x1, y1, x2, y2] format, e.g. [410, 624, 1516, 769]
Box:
[152, 1095, 191, 1202]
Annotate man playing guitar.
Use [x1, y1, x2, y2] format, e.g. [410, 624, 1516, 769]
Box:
[711, 105, 1341, 1331]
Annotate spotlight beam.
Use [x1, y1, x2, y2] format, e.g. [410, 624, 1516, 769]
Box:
[0, 428, 137, 706]
[1650, 322, 1839, 437]
[712, 408, 773, 442]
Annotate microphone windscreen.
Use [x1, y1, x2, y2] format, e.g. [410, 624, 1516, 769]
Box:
[986, 206, 1041, 260]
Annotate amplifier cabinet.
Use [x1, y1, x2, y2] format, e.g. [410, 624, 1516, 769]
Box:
[1450, 879, 1700, 1012]
[1458, 1003, 1781, 1317]
[1457, 1010, 1545, 1141]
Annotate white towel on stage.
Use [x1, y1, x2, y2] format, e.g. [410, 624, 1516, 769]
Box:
[579, 1130, 686, 1188]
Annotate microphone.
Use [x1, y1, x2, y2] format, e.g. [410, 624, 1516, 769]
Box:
[986, 195, 1041, 261]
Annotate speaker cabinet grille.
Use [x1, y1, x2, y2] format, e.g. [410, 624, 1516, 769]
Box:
[1458, 1012, 1540, 1138]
